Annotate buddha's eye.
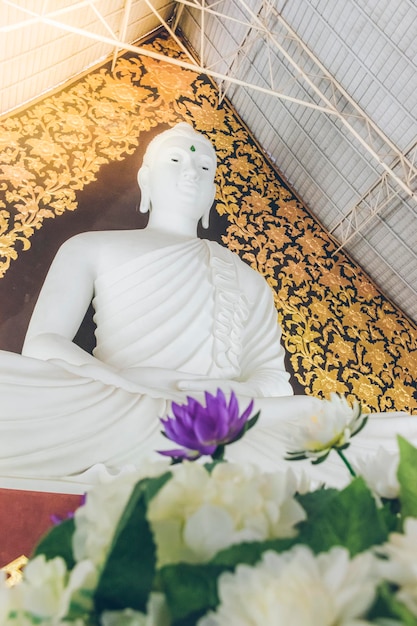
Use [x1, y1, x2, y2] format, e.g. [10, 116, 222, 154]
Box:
[171, 157, 179, 162]
[202, 166, 209, 171]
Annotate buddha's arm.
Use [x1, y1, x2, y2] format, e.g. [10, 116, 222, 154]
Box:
[22, 235, 125, 386]
[23, 236, 95, 363]
[237, 282, 293, 397]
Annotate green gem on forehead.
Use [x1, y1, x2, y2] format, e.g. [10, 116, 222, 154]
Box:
[190, 145, 196, 152]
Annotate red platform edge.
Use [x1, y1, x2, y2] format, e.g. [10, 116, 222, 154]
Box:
[0, 488, 83, 567]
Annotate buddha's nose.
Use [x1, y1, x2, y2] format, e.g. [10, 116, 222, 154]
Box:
[183, 163, 199, 181]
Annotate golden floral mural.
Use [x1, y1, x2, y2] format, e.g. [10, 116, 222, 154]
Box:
[0, 34, 416, 413]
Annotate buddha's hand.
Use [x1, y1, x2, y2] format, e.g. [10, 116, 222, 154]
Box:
[50, 358, 139, 392]
[177, 377, 256, 398]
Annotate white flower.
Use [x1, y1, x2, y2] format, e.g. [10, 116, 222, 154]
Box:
[13, 555, 69, 620]
[147, 462, 306, 565]
[73, 460, 170, 566]
[286, 393, 366, 461]
[205, 462, 306, 539]
[0, 571, 19, 626]
[183, 503, 260, 562]
[101, 608, 148, 626]
[146, 462, 209, 565]
[61, 559, 98, 618]
[0, 555, 98, 625]
[353, 447, 399, 500]
[287, 466, 321, 494]
[198, 545, 379, 626]
[376, 517, 417, 616]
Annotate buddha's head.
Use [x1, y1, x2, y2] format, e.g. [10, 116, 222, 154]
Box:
[138, 123, 217, 228]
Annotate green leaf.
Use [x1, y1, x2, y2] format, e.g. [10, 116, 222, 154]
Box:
[230, 411, 260, 444]
[296, 487, 339, 518]
[397, 435, 417, 522]
[143, 471, 173, 504]
[203, 460, 226, 474]
[33, 517, 76, 569]
[160, 537, 301, 622]
[94, 473, 171, 614]
[245, 410, 260, 432]
[380, 498, 402, 534]
[211, 537, 297, 567]
[159, 562, 225, 623]
[296, 478, 388, 555]
[212, 445, 225, 460]
[369, 582, 417, 625]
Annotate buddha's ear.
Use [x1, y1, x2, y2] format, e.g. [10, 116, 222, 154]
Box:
[207, 182, 217, 214]
[210, 183, 216, 205]
[201, 209, 210, 229]
[137, 166, 150, 214]
[201, 183, 217, 229]
[137, 165, 148, 191]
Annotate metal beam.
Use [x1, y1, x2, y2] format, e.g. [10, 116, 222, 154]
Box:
[173, 0, 417, 239]
[3, 0, 416, 229]
[235, 1, 417, 202]
[111, 0, 133, 71]
[0, 0, 337, 114]
[174, 0, 417, 209]
[330, 140, 417, 249]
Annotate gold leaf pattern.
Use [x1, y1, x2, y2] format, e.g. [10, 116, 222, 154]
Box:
[0, 34, 416, 413]
[1, 555, 28, 587]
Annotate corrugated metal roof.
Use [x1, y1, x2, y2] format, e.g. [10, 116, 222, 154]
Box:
[179, 0, 417, 320]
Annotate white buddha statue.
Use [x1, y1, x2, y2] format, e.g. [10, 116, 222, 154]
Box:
[0, 122, 414, 488]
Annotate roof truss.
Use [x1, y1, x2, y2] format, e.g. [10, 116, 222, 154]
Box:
[2, 0, 417, 248]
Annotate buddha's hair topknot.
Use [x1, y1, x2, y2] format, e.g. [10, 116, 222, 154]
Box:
[142, 122, 216, 166]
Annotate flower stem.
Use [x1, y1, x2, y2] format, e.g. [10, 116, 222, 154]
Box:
[336, 448, 356, 477]
[212, 445, 225, 461]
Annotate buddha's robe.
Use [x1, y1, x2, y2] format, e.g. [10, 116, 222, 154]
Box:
[0, 239, 292, 479]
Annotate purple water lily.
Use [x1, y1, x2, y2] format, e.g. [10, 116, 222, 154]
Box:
[158, 389, 259, 462]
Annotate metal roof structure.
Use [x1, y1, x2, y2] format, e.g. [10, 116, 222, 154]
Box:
[1, 0, 416, 320]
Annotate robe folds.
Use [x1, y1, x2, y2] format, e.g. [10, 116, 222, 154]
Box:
[0, 239, 293, 482]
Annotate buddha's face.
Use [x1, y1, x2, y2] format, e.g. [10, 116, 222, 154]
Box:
[139, 134, 217, 221]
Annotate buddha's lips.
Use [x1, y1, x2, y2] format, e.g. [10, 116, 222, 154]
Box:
[178, 180, 199, 192]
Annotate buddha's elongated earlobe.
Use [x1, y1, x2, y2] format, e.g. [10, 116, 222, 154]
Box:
[201, 209, 210, 229]
[137, 166, 151, 214]
[138, 189, 151, 214]
[201, 183, 216, 228]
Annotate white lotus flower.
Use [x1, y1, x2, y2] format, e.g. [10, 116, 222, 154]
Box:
[286, 393, 367, 463]
[352, 447, 399, 500]
[147, 462, 306, 566]
[198, 545, 379, 626]
[376, 517, 417, 616]
[73, 460, 170, 566]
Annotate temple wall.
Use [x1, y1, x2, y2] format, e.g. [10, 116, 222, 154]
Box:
[0, 33, 416, 413]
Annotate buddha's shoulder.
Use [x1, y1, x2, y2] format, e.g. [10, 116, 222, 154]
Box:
[64, 229, 140, 245]
[59, 230, 144, 254]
